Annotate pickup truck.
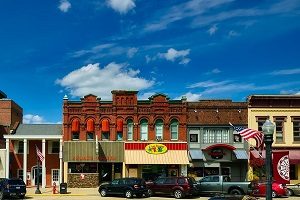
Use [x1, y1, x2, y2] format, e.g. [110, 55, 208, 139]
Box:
[197, 175, 252, 195]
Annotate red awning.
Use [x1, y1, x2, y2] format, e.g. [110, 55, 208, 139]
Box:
[116, 119, 123, 132]
[71, 119, 80, 132]
[202, 144, 236, 151]
[86, 119, 95, 132]
[250, 149, 300, 164]
[102, 119, 110, 132]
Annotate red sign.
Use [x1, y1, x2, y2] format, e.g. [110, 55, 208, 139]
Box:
[273, 151, 290, 184]
[80, 174, 85, 180]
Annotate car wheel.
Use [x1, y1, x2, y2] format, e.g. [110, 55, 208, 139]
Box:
[272, 190, 277, 198]
[174, 189, 184, 199]
[147, 189, 153, 197]
[287, 189, 294, 196]
[100, 189, 107, 197]
[125, 190, 133, 198]
[229, 189, 243, 195]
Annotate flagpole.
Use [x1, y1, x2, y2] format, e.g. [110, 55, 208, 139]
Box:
[35, 145, 41, 194]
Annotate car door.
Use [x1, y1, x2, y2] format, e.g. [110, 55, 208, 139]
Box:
[152, 178, 166, 194]
[163, 178, 177, 195]
[198, 176, 220, 194]
[108, 179, 120, 194]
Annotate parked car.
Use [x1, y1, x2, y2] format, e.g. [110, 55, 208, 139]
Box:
[197, 175, 252, 196]
[286, 183, 300, 196]
[0, 178, 26, 200]
[147, 176, 199, 199]
[98, 177, 149, 198]
[251, 182, 288, 197]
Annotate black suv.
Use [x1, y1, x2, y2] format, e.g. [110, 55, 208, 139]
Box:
[98, 177, 149, 198]
[147, 176, 199, 199]
[0, 178, 26, 199]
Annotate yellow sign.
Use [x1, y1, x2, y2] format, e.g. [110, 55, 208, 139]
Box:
[145, 144, 168, 154]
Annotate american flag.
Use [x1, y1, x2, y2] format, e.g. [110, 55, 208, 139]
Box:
[36, 146, 44, 162]
[230, 123, 264, 149]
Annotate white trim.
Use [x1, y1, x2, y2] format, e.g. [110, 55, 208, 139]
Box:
[4, 135, 62, 139]
[42, 139, 46, 188]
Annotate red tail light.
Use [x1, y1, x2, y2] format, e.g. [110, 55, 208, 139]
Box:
[134, 185, 140, 189]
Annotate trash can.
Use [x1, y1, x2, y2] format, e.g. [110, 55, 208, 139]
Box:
[60, 183, 67, 194]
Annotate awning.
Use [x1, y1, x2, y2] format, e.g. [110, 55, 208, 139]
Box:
[202, 144, 236, 151]
[250, 149, 300, 164]
[125, 150, 189, 164]
[233, 149, 248, 160]
[189, 150, 204, 160]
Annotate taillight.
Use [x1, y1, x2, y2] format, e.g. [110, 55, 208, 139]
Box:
[279, 184, 283, 189]
[134, 185, 140, 189]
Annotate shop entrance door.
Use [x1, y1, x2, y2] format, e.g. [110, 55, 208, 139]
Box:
[99, 163, 112, 183]
[32, 166, 42, 186]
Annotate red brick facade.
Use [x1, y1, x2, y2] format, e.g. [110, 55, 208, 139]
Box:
[63, 91, 187, 142]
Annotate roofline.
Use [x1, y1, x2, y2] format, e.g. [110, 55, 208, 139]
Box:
[4, 135, 62, 139]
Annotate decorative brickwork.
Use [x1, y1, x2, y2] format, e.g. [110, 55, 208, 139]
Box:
[67, 173, 99, 188]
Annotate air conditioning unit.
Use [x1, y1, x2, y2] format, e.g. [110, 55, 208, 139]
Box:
[156, 136, 162, 141]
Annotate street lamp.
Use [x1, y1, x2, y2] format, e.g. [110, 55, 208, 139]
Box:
[262, 119, 275, 200]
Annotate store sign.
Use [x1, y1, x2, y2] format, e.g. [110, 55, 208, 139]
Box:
[145, 144, 167, 154]
[208, 148, 225, 159]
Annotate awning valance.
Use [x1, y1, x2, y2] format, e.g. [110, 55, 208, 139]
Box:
[202, 144, 236, 151]
[250, 149, 300, 164]
[125, 150, 189, 164]
[189, 150, 204, 160]
[233, 149, 248, 160]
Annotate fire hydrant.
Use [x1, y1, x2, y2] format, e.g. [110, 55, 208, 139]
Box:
[52, 182, 57, 194]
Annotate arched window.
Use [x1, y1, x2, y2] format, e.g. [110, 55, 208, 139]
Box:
[86, 119, 95, 140]
[155, 119, 164, 140]
[140, 119, 148, 140]
[116, 119, 123, 140]
[71, 119, 80, 140]
[127, 119, 133, 141]
[170, 119, 179, 140]
[101, 119, 110, 140]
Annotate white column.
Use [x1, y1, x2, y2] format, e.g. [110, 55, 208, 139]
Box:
[5, 139, 10, 178]
[59, 138, 63, 184]
[23, 139, 28, 183]
[42, 139, 46, 188]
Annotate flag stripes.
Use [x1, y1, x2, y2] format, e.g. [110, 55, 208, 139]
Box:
[36, 146, 44, 162]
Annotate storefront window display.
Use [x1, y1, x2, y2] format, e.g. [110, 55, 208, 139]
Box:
[68, 162, 98, 173]
[188, 167, 220, 178]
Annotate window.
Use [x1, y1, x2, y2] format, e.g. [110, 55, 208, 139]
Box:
[87, 132, 94, 140]
[203, 129, 229, 143]
[18, 141, 24, 154]
[190, 134, 198, 142]
[290, 164, 297, 180]
[17, 169, 23, 180]
[127, 119, 133, 141]
[155, 119, 163, 139]
[256, 116, 269, 132]
[233, 134, 242, 142]
[102, 132, 109, 140]
[51, 141, 59, 153]
[292, 117, 300, 142]
[274, 117, 286, 143]
[117, 132, 123, 141]
[140, 119, 148, 140]
[165, 178, 176, 184]
[170, 119, 178, 140]
[72, 133, 79, 140]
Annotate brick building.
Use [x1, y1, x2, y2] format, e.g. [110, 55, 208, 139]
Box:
[62, 91, 189, 187]
[0, 90, 23, 178]
[187, 100, 249, 181]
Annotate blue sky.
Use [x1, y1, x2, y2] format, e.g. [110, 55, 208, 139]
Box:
[1, 0, 300, 124]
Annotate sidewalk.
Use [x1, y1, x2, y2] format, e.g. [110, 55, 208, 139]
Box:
[26, 186, 99, 196]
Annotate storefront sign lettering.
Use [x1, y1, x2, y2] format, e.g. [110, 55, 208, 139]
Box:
[145, 144, 167, 154]
[73, 155, 116, 161]
[208, 148, 225, 159]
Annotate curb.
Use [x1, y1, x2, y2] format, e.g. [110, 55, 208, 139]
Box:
[27, 193, 89, 196]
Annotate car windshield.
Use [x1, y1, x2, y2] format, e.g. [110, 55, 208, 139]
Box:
[188, 177, 197, 184]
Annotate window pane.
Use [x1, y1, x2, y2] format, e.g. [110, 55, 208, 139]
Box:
[170, 121, 178, 140]
[141, 120, 148, 140]
[72, 133, 79, 140]
[102, 132, 109, 140]
[52, 141, 59, 153]
[190, 134, 198, 142]
[18, 141, 24, 153]
[117, 132, 123, 140]
[127, 120, 133, 140]
[87, 132, 94, 140]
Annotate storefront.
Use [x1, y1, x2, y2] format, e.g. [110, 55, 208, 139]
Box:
[124, 142, 189, 181]
[63, 141, 124, 187]
[188, 144, 248, 181]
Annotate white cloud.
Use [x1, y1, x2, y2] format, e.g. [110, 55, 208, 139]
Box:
[176, 92, 202, 101]
[127, 47, 138, 58]
[56, 63, 154, 99]
[188, 80, 231, 89]
[269, 68, 300, 75]
[58, 0, 71, 13]
[158, 48, 191, 65]
[107, 0, 135, 14]
[23, 114, 46, 124]
[204, 68, 221, 75]
[207, 24, 218, 35]
[70, 43, 115, 58]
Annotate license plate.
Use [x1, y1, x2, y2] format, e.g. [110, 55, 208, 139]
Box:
[16, 186, 20, 189]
